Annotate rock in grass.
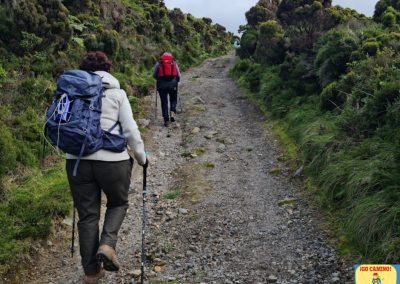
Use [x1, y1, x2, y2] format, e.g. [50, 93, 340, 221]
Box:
[62, 217, 73, 226]
[137, 119, 150, 127]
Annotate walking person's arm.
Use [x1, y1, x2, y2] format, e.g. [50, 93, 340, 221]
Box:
[118, 92, 147, 166]
[152, 62, 159, 79]
[176, 62, 181, 82]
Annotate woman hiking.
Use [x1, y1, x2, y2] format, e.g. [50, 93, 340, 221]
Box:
[65, 51, 149, 284]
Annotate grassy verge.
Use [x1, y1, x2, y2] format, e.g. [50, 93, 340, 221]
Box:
[0, 161, 71, 280]
[229, 60, 400, 263]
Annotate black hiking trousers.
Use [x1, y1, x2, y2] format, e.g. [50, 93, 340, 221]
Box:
[158, 88, 177, 122]
[66, 159, 132, 276]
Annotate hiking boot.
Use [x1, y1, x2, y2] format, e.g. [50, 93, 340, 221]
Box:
[84, 269, 105, 284]
[170, 112, 175, 122]
[96, 245, 121, 272]
[164, 121, 170, 127]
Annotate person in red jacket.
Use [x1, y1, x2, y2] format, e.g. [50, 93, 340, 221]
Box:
[152, 52, 181, 127]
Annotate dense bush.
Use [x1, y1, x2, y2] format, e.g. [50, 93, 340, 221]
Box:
[314, 29, 358, 87]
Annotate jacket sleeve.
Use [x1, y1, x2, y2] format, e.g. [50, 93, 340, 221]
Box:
[176, 62, 181, 79]
[152, 62, 159, 79]
[118, 92, 147, 165]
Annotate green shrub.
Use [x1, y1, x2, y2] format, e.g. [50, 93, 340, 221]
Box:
[244, 64, 264, 92]
[0, 165, 71, 265]
[0, 124, 17, 179]
[320, 82, 347, 111]
[230, 59, 251, 75]
[0, 65, 6, 89]
[382, 12, 396, 28]
[238, 29, 259, 58]
[362, 41, 379, 56]
[349, 50, 364, 62]
[314, 30, 358, 87]
[258, 66, 282, 106]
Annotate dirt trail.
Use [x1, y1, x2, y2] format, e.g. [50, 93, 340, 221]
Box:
[31, 51, 353, 284]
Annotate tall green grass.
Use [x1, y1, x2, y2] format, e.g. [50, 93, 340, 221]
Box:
[230, 59, 400, 263]
[0, 164, 71, 273]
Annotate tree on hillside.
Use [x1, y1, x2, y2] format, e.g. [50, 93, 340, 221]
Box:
[277, 0, 348, 50]
[13, 0, 72, 52]
[62, 0, 101, 14]
[168, 8, 190, 42]
[238, 28, 259, 58]
[245, 0, 279, 28]
[255, 20, 286, 63]
[277, 0, 332, 25]
[314, 29, 358, 88]
[374, 0, 400, 22]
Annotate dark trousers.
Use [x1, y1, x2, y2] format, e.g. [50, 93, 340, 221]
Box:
[66, 159, 132, 275]
[158, 88, 177, 122]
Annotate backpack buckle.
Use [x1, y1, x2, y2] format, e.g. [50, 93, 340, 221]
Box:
[82, 127, 87, 133]
[89, 105, 94, 110]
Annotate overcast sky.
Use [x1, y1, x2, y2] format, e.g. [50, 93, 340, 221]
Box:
[163, 0, 379, 35]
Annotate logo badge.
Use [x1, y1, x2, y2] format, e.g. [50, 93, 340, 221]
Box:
[355, 265, 399, 283]
[67, 85, 77, 92]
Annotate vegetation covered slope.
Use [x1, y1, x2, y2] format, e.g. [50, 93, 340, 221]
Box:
[231, 0, 400, 263]
[0, 0, 232, 279]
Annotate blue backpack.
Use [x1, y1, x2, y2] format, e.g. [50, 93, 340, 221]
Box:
[45, 70, 127, 176]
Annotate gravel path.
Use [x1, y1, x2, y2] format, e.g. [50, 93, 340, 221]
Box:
[30, 51, 354, 284]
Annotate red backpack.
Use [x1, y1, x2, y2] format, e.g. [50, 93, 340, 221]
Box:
[158, 55, 177, 79]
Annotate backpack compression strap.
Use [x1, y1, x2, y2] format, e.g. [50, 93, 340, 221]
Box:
[72, 120, 121, 176]
[72, 104, 95, 176]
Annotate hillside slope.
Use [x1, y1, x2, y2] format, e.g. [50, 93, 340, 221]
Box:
[0, 0, 232, 281]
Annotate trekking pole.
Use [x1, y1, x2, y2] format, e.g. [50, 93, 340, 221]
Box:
[141, 152, 149, 284]
[155, 89, 158, 120]
[71, 204, 76, 257]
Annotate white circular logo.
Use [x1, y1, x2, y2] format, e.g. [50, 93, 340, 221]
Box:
[67, 85, 77, 92]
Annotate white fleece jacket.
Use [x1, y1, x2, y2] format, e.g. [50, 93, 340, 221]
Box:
[66, 71, 147, 165]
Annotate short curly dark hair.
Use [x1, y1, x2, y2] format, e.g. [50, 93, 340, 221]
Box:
[79, 51, 112, 72]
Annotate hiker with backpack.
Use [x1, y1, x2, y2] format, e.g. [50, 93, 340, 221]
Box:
[48, 51, 149, 284]
[152, 52, 181, 127]
[234, 39, 241, 56]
